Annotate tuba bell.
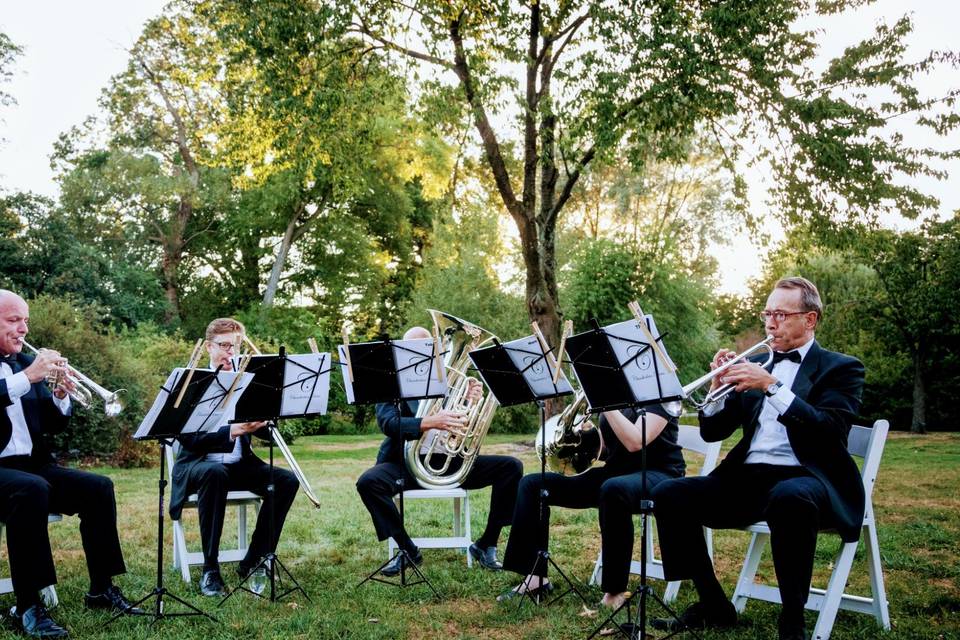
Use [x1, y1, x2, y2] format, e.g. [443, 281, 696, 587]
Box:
[404, 310, 499, 490]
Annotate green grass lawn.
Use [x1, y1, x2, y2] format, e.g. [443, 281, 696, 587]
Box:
[2, 432, 958, 639]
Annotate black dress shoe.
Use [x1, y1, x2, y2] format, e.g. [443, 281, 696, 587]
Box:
[650, 599, 737, 631]
[381, 550, 423, 577]
[468, 543, 503, 571]
[496, 581, 554, 602]
[84, 585, 144, 615]
[199, 569, 226, 597]
[17, 604, 69, 638]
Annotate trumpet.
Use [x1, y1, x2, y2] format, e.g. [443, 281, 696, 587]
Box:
[678, 336, 775, 410]
[21, 340, 124, 416]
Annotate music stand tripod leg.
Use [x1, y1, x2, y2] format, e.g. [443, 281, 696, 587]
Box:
[517, 401, 589, 611]
[221, 425, 309, 605]
[356, 475, 440, 598]
[108, 441, 216, 626]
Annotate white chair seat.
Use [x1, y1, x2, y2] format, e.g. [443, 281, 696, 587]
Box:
[387, 487, 473, 566]
[731, 420, 891, 640]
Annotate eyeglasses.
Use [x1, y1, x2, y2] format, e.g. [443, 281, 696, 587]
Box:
[759, 310, 810, 323]
[210, 340, 240, 352]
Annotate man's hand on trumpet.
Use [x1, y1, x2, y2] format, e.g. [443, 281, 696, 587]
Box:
[716, 360, 776, 393]
[24, 348, 75, 398]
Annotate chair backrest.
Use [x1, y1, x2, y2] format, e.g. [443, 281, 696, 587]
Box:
[848, 420, 889, 501]
[676, 424, 723, 476]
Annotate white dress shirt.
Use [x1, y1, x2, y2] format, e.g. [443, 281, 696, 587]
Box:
[205, 405, 243, 465]
[702, 336, 816, 466]
[1, 360, 71, 458]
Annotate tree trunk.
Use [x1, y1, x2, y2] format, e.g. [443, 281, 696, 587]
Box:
[911, 346, 927, 434]
[262, 214, 298, 307]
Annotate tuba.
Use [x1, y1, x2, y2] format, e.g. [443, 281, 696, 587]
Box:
[404, 310, 499, 490]
[535, 389, 603, 476]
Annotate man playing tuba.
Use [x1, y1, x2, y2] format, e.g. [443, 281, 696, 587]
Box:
[355, 326, 523, 576]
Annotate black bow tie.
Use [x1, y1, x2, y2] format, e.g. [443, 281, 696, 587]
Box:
[772, 350, 802, 364]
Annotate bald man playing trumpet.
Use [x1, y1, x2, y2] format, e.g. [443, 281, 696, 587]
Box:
[0, 290, 139, 638]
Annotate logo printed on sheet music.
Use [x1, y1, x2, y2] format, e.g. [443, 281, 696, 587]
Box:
[523, 355, 546, 377]
[412, 356, 431, 377]
[296, 372, 315, 393]
[626, 344, 653, 371]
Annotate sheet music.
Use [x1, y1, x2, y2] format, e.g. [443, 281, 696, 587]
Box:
[503, 335, 574, 398]
[393, 338, 447, 400]
[604, 316, 682, 404]
[280, 353, 331, 416]
[134, 368, 253, 439]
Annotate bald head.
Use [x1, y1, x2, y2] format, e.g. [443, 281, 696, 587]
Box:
[0, 289, 29, 356]
[403, 326, 432, 340]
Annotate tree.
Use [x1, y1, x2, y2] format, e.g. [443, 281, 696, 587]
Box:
[0, 30, 21, 110]
[293, 0, 959, 349]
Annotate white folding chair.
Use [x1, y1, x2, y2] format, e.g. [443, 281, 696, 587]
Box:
[589, 423, 722, 601]
[387, 488, 473, 567]
[731, 420, 891, 640]
[0, 514, 63, 607]
[165, 444, 262, 583]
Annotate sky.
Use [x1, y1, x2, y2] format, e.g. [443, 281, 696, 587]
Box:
[1, 1, 958, 295]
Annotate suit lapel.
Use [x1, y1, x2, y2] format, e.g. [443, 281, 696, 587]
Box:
[790, 340, 822, 401]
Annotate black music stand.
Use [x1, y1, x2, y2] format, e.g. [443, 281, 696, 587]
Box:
[563, 319, 696, 640]
[349, 337, 444, 597]
[469, 334, 585, 610]
[115, 367, 250, 626]
[219, 346, 330, 604]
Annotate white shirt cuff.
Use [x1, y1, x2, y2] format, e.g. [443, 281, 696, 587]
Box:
[700, 395, 727, 417]
[768, 387, 796, 414]
[52, 392, 71, 414]
[5, 372, 31, 399]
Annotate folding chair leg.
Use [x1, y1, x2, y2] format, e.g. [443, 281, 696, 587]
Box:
[589, 554, 602, 586]
[238, 503, 248, 552]
[173, 520, 192, 583]
[812, 541, 857, 640]
[733, 531, 769, 613]
[865, 519, 891, 629]
[464, 494, 473, 568]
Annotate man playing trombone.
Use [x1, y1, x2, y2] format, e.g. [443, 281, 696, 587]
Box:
[0, 290, 141, 638]
[169, 318, 299, 597]
[650, 277, 866, 640]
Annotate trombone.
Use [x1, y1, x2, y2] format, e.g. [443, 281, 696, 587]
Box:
[678, 335, 775, 410]
[234, 335, 322, 509]
[22, 340, 124, 417]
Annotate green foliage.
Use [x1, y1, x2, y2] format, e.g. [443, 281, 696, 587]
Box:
[562, 238, 719, 384]
[0, 30, 20, 110]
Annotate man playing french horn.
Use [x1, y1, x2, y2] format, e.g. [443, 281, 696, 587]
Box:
[169, 317, 299, 597]
[355, 326, 523, 576]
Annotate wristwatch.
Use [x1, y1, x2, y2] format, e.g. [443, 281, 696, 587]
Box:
[764, 380, 783, 397]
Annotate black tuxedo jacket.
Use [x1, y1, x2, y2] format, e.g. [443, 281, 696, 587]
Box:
[373, 401, 422, 465]
[169, 425, 266, 520]
[699, 340, 866, 542]
[0, 352, 71, 462]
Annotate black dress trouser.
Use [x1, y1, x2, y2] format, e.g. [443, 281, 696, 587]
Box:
[355, 454, 522, 547]
[183, 456, 299, 571]
[0, 457, 126, 605]
[501, 466, 675, 594]
[653, 463, 835, 627]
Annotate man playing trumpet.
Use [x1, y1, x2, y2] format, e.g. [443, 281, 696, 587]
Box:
[355, 326, 523, 576]
[169, 318, 299, 597]
[651, 277, 866, 640]
[0, 290, 140, 638]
